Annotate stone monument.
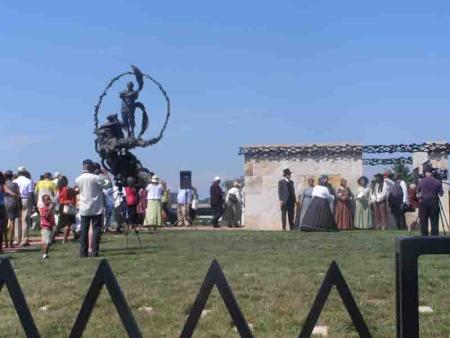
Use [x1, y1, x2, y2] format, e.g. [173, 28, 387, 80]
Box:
[240, 144, 364, 230]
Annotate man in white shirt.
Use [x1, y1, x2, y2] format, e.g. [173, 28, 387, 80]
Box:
[13, 167, 34, 246]
[75, 159, 111, 257]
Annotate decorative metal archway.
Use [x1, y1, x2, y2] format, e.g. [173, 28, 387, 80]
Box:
[239, 142, 450, 167]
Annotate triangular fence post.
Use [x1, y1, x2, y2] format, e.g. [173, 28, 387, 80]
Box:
[180, 260, 254, 338]
[299, 261, 372, 338]
[0, 257, 40, 338]
[69, 259, 142, 338]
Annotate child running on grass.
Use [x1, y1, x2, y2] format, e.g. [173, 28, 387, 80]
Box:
[40, 195, 55, 260]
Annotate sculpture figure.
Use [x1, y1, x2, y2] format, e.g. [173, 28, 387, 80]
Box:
[93, 65, 171, 188]
[120, 82, 139, 138]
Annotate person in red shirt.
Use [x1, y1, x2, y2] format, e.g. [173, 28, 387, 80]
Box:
[40, 195, 55, 260]
[124, 177, 139, 228]
[55, 176, 78, 243]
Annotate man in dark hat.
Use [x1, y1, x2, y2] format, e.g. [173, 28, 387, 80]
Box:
[278, 168, 296, 230]
[418, 166, 444, 236]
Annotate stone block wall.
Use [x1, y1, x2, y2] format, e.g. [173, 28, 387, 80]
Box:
[244, 149, 363, 231]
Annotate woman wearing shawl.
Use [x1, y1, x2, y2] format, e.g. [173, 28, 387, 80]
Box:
[300, 175, 336, 232]
[354, 176, 373, 229]
[335, 178, 354, 230]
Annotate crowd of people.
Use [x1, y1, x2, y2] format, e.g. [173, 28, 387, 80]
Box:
[208, 177, 244, 228]
[278, 167, 444, 235]
[0, 160, 209, 259]
[0, 160, 442, 260]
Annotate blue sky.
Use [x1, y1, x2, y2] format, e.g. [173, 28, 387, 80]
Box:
[1, 1, 449, 196]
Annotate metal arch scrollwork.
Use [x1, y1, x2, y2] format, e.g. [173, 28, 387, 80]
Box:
[239, 143, 450, 159]
[362, 157, 413, 166]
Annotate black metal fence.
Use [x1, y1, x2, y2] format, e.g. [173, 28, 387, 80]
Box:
[0, 236, 448, 337]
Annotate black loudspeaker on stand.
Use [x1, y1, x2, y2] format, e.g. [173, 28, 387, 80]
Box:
[180, 171, 192, 190]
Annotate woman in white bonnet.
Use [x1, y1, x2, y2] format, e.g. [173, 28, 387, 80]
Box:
[225, 181, 242, 227]
[144, 175, 164, 228]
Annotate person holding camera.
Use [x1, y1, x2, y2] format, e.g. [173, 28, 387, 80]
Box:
[418, 167, 444, 236]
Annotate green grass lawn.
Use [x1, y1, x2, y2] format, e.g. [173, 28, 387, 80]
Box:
[0, 230, 449, 337]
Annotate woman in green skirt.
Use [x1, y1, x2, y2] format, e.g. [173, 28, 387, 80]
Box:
[144, 175, 164, 227]
[354, 176, 373, 229]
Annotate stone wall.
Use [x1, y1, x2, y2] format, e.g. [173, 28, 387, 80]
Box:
[244, 147, 363, 231]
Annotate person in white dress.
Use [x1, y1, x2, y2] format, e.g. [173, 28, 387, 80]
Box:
[300, 176, 336, 232]
[225, 182, 243, 227]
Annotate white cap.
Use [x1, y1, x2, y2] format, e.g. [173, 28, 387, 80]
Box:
[213, 176, 221, 182]
[151, 175, 160, 183]
[17, 166, 26, 172]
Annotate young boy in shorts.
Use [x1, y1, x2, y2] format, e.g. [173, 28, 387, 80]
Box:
[40, 195, 55, 260]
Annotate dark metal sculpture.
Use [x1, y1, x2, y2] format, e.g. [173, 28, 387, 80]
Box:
[181, 260, 254, 338]
[395, 236, 450, 338]
[69, 259, 142, 338]
[299, 261, 372, 338]
[94, 65, 170, 186]
[0, 258, 40, 338]
[3, 244, 449, 337]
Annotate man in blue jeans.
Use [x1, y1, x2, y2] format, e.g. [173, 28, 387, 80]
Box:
[75, 159, 111, 257]
[418, 166, 444, 236]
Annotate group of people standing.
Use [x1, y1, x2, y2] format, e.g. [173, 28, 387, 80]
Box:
[278, 167, 443, 234]
[0, 160, 179, 258]
[209, 177, 244, 228]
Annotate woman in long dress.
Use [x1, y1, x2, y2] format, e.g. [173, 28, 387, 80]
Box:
[335, 179, 354, 230]
[226, 182, 242, 227]
[354, 176, 373, 229]
[296, 177, 315, 228]
[3, 171, 20, 248]
[300, 176, 336, 232]
[144, 175, 164, 227]
[371, 174, 389, 230]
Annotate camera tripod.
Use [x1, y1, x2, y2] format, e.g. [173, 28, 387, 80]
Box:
[117, 187, 143, 249]
[438, 197, 450, 235]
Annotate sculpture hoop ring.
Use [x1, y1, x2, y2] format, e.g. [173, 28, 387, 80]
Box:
[94, 71, 171, 148]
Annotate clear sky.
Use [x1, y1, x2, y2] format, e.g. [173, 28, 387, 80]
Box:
[1, 1, 449, 196]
